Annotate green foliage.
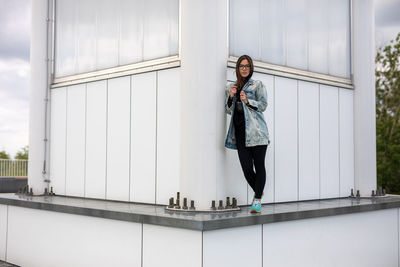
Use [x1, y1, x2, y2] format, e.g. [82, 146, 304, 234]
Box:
[15, 146, 29, 160]
[376, 32, 400, 194]
[0, 150, 10, 159]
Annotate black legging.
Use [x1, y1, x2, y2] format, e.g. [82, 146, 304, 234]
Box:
[234, 124, 267, 199]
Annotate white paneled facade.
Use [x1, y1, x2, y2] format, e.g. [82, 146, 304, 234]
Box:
[106, 77, 131, 201]
[50, 69, 354, 205]
[203, 225, 262, 267]
[143, 224, 202, 267]
[50, 87, 67, 195]
[1, 205, 400, 267]
[65, 84, 86, 197]
[130, 72, 157, 203]
[6, 206, 142, 267]
[263, 209, 398, 267]
[55, 0, 179, 77]
[85, 80, 107, 199]
[229, 0, 351, 78]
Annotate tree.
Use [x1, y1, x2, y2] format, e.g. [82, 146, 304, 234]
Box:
[376, 32, 400, 194]
[0, 150, 10, 159]
[15, 146, 29, 160]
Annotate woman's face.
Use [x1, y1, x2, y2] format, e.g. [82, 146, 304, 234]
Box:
[239, 59, 251, 78]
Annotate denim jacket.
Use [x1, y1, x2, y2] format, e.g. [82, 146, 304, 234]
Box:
[224, 79, 270, 149]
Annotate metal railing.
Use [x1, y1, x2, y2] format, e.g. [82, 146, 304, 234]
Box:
[0, 159, 28, 177]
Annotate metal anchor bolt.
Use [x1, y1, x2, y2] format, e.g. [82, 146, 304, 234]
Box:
[190, 200, 195, 210]
[232, 198, 237, 208]
[168, 197, 174, 208]
[211, 200, 216, 210]
[350, 189, 354, 197]
[183, 198, 188, 210]
[29, 188, 33, 196]
[226, 197, 232, 209]
[371, 190, 375, 197]
[356, 190, 360, 198]
[218, 200, 224, 210]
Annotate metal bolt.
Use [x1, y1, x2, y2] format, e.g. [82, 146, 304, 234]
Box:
[168, 197, 174, 208]
[44, 188, 48, 196]
[232, 198, 237, 208]
[190, 200, 195, 210]
[371, 190, 375, 197]
[356, 190, 360, 198]
[350, 189, 354, 197]
[175, 198, 181, 209]
[211, 200, 216, 210]
[226, 197, 232, 209]
[50, 187, 54, 196]
[218, 200, 224, 210]
[177, 192, 180, 203]
[29, 188, 33, 196]
[183, 198, 188, 210]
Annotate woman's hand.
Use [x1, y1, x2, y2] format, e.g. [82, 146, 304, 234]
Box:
[240, 90, 248, 104]
[229, 85, 237, 98]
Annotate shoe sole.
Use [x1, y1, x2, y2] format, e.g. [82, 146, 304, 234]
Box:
[250, 209, 261, 214]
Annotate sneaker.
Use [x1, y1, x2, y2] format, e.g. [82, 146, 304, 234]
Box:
[250, 199, 261, 213]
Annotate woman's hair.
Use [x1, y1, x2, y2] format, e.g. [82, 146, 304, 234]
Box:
[235, 55, 254, 90]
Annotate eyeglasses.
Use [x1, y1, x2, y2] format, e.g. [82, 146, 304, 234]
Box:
[239, 64, 251, 70]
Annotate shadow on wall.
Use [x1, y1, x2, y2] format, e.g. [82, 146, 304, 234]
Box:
[0, 177, 28, 193]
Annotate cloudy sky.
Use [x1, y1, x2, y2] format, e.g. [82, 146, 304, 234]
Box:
[0, 0, 399, 158]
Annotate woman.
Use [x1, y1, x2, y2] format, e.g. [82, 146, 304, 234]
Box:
[225, 55, 270, 213]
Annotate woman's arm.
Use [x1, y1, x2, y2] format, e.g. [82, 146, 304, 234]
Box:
[225, 82, 235, 115]
[246, 81, 268, 112]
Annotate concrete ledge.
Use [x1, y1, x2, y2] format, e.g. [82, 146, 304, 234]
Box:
[0, 193, 399, 231]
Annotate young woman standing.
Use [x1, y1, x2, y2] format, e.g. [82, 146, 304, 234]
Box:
[225, 55, 270, 213]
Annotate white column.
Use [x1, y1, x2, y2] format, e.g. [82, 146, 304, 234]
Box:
[28, 0, 50, 194]
[352, 0, 377, 196]
[180, 0, 227, 209]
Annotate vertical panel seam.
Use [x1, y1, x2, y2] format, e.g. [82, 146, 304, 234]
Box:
[64, 87, 68, 195]
[129, 76, 132, 202]
[338, 88, 341, 197]
[155, 71, 158, 204]
[84, 84, 87, 197]
[201, 231, 204, 267]
[261, 224, 263, 267]
[141, 223, 144, 267]
[5, 205, 9, 261]
[273, 76, 276, 203]
[105, 80, 108, 199]
[297, 81, 299, 201]
[319, 84, 321, 199]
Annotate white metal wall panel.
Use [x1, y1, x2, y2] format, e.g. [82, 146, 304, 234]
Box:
[130, 72, 157, 203]
[203, 225, 262, 267]
[50, 87, 67, 195]
[6, 206, 141, 267]
[142, 224, 202, 267]
[0, 205, 7, 261]
[339, 89, 354, 197]
[156, 68, 180, 205]
[250, 73, 275, 204]
[263, 209, 398, 267]
[107, 77, 131, 201]
[298, 81, 320, 200]
[320, 85, 340, 198]
[274, 77, 298, 202]
[85, 80, 107, 199]
[223, 130, 248, 206]
[65, 84, 86, 197]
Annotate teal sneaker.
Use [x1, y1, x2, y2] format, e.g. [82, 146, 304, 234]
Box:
[250, 199, 261, 213]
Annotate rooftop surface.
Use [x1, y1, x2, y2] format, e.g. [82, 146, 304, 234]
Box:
[1, 193, 399, 231]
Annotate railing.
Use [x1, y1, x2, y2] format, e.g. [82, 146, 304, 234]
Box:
[0, 159, 28, 177]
